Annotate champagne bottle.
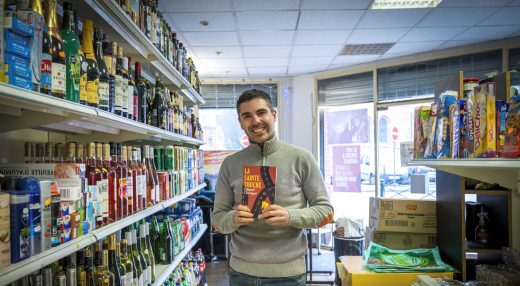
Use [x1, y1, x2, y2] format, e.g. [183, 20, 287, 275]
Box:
[61, 2, 80, 102]
[95, 28, 110, 111]
[44, 0, 66, 99]
[81, 20, 100, 108]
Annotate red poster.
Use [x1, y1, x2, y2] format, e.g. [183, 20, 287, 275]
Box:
[332, 145, 361, 192]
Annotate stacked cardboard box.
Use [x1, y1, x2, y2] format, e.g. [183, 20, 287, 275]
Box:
[368, 197, 437, 249]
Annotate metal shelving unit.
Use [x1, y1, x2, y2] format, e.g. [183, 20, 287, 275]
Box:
[153, 224, 208, 286]
[0, 183, 206, 285]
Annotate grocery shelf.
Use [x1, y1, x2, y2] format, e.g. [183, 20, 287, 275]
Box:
[77, 0, 205, 105]
[153, 224, 208, 286]
[0, 83, 204, 146]
[0, 183, 206, 285]
[463, 190, 509, 196]
[410, 159, 520, 191]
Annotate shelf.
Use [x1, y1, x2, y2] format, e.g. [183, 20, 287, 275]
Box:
[0, 83, 204, 146]
[153, 224, 208, 286]
[464, 190, 509, 196]
[465, 249, 502, 255]
[410, 159, 520, 191]
[0, 183, 206, 285]
[76, 0, 205, 105]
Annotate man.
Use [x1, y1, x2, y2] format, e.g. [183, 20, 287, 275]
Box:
[212, 89, 334, 286]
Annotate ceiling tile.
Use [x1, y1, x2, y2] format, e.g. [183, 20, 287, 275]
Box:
[298, 10, 364, 29]
[357, 9, 430, 29]
[510, 0, 520, 5]
[159, 0, 232, 12]
[248, 67, 288, 76]
[302, 0, 372, 10]
[206, 66, 248, 76]
[233, 0, 300, 11]
[479, 7, 520, 25]
[243, 46, 292, 57]
[240, 31, 295, 45]
[292, 45, 343, 57]
[378, 53, 412, 60]
[289, 57, 334, 66]
[400, 27, 467, 42]
[182, 31, 240, 46]
[288, 65, 329, 75]
[164, 12, 235, 32]
[439, 0, 510, 7]
[347, 28, 409, 44]
[246, 58, 289, 67]
[190, 46, 243, 58]
[294, 30, 351, 45]
[197, 58, 245, 68]
[236, 11, 298, 30]
[386, 41, 443, 54]
[435, 40, 480, 50]
[417, 8, 498, 27]
[331, 55, 380, 65]
[455, 26, 520, 41]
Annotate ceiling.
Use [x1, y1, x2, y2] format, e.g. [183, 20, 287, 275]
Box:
[158, 0, 520, 79]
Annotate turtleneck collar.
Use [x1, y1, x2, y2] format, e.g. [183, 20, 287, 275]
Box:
[247, 133, 280, 156]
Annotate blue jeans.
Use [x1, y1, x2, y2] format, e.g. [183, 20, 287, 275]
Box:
[229, 267, 307, 286]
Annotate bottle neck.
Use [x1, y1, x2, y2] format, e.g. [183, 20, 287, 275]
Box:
[62, 11, 75, 31]
[81, 28, 94, 54]
[45, 0, 61, 40]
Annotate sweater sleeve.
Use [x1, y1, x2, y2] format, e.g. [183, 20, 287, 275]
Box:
[211, 159, 241, 234]
[287, 151, 334, 229]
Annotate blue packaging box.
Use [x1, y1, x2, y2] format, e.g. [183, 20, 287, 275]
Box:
[7, 74, 32, 90]
[3, 15, 34, 37]
[4, 53, 31, 79]
[4, 30, 31, 59]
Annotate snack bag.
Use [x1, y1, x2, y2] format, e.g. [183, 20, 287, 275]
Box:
[449, 101, 460, 159]
[503, 95, 520, 158]
[424, 101, 439, 159]
[459, 100, 468, 158]
[484, 82, 496, 158]
[435, 91, 457, 158]
[466, 94, 475, 158]
[472, 85, 487, 158]
[496, 100, 509, 157]
[414, 106, 430, 159]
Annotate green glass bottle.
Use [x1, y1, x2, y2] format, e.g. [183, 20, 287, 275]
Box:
[107, 234, 124, 286]
[60, 2, 80, 102]
[120, 239, 136, 286]
[125, 230, 142, 286]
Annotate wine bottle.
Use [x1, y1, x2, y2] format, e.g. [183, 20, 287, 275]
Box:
[120, 239, 136, 286]
[81, 20, 100, 108]
[94, 28, 110, 111]
[134, 62, 147, 124]
[115, 44, 124, 116]
[126, 57, 136, 121]
[126, 230, 143, 286]
[122, 56, 131, 119]
[102, 143, 117, 223]
[44, 0, 66, 99]
[61, 2, 80, 102]
[107, 234, 124, 286]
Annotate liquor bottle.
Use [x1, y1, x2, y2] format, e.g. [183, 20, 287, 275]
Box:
[111, 143, 128, 218]
[107, 234, 124, 286]
[86, 143, 101, 230]
[64, 142, 76, 163]
[127, 57, 137, 121]
[102, 143, 117, 223]
[134, 62, 147, 124]
[81, 20, 100, 108]
[63, 255, 77, 286]
[142, 146, 155, 206]
[144, 222, 156, 282]
[176, 43, 183, 74]
[61, 2, 80, 102]
[24, 142, 34, 163]
[120, 239, 136, 286]
[77, 249, 85, 282]
[102, 36, 116, 113]
[138, 224, 152, 285]
[94, 249, 115, 286]
[53, 142, 63, 162]
[125, 146, 137, 214]
[122, 146, 134, 215]
[152, 76, 164, 128]
[84, 247, 96, 286]
[134, 147, 147, 210]
[125, 230, 143, 286]
[95, 143, 108, 225]
[123, 57, 132, 119]
[95, 28, 110, 111]
[145, 80, 155, 126]
[44, 0, 66, 99]
[132, 227, 149, 285]
[149, 147, 160, 202]
[114, 44, 124, 116]
[30, 0, 51, 95]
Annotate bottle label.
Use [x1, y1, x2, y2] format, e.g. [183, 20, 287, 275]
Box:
[125, 272, 133, 286]
[87, 78, 99, 105]
[127, 85, 134, 117]
[69, 55, 80, 92]
[79, 62, 88, 102]
[41, 55, 52, 90]
[119, 177, 127, 199]
[103, 55, 113, 75]
[122, 78, 129, 112]
[138, 274, 144, 286]
[88, 184, 98, 216]
[115, 74, 123, 112]
[127, 175, 134, 198]
[98, 81, 110, 109]
[101, 178, 109, 213]
[51, 62, 66, 95]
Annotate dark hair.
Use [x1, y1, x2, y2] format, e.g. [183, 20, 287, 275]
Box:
[236, 89, 274, 114]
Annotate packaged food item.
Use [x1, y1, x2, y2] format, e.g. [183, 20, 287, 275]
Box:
[496, 101, 509, 157]
[435, 91, 457, 158]
[503, 95, 520, 158]
[484, 82, 496, 158]
[459, 100, 468, 158]
[463, 78, 479, 99]
[466, 93, 475, 158]
[424, 101, 439, 159]
[472, 85, 488, 158]
[414, 106, 430, 159]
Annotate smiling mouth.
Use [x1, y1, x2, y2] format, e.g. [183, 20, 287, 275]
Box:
[250, 126, 265, 135]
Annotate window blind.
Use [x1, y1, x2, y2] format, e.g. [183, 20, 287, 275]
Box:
[201, 83, 278, 109]
[378, 50, 503, 102]
[317, 71, 374, 106]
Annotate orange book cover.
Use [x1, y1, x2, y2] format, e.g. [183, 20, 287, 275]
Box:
[242, 165, 276, 217]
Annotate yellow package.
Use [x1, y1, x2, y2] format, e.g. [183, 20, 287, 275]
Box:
[472, 85, 487, 158]
[485, 82, 496, 157]
[414, 106, 430, 159]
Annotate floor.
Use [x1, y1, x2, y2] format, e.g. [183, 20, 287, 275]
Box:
[205, 249, 338, 286]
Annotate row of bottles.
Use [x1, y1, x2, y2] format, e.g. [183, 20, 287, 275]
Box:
[2, 1, 202, 139]
[7, 214, 206, 286]
[114, 0, 201, 92]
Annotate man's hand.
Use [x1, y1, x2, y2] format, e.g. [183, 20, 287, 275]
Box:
[233, 204, 254, 226]
[258, 204, 289, 226]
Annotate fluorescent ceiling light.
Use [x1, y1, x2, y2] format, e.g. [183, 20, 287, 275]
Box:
[370, 0, 442, 9]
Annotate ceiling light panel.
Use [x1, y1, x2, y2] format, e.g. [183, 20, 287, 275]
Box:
[236, 11, 298, 30]
[164, 12, 235, 32]
[370, 0, 442, 9]
[240, 31, 295, 45]
[302, 0, 373, 10]
[339, 43, 394, 55]
[298, 10, 364, 29]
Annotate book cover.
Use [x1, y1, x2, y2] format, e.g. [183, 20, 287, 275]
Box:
[242, 165, 276, 217]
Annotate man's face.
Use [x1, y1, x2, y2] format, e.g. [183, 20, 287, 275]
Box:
[238, 98, 277, 145]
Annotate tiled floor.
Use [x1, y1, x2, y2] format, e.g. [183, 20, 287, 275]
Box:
[205, 249, 337, 286]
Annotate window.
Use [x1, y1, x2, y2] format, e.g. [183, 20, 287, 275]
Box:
[378, 117, 388, 143]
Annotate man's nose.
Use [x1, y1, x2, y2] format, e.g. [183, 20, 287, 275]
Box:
[251, 114, 261, 123]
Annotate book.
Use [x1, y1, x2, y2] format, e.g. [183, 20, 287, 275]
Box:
[242, 165, 276, 217]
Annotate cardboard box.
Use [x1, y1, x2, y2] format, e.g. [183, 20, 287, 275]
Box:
[369, 197, 436, 234]
[367, 227, 437, 250]
[0, 192, 10, 270]
[338, 256, 452, 286]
